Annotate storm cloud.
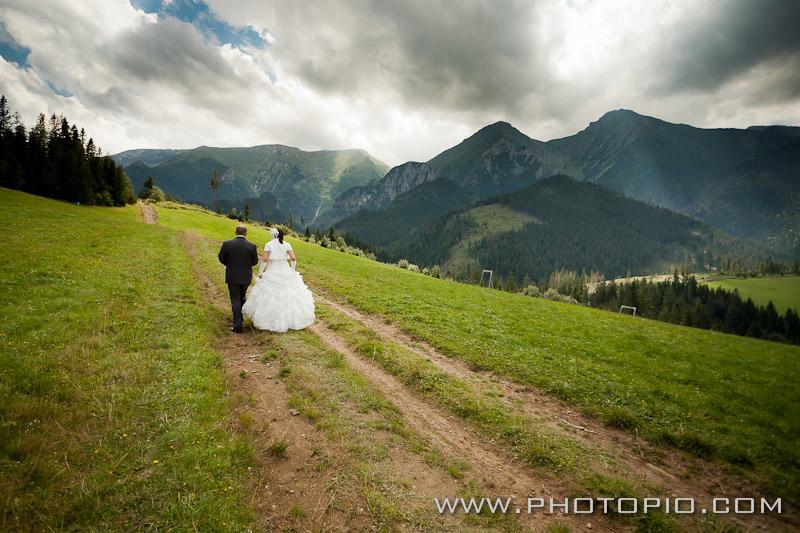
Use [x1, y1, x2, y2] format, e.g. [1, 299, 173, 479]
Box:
[0, 0, 798, 166]
[654, 0, 800, 94]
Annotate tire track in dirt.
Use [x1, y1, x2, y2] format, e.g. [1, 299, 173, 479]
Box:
[313, 289, 794, 532]
[307, 319, 623, 532]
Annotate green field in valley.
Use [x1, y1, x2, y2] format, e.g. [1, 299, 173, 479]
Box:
[155, 201, 800, 503]
[705, 275, 800, 314]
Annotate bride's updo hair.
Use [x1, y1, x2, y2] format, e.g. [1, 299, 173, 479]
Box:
[270, 227, 284, 244]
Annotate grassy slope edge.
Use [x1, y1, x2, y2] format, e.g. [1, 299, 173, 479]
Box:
[0, 189, 253, 530]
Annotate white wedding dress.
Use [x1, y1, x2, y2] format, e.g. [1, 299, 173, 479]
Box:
[242, 238, 315, 332]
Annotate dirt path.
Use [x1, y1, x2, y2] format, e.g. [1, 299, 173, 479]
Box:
[179, 232, 490, 531]
[219, 326, 365, 531]
[180, 232, 365, 531]
[139, 202, 157, 225]
[307, 320, 623, 532]
[313, 289, 793, 531]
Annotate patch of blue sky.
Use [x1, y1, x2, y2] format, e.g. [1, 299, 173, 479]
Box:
[0, 22, 71, 97]
[45, 80, 73, 98]
[0, 21, 31, 68]
[129, 0, 267, 49]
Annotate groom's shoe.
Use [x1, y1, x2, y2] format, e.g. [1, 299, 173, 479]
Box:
[230, 326, 243, 333]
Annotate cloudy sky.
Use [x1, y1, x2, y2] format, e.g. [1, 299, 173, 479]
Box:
[1, 0, 798, 166]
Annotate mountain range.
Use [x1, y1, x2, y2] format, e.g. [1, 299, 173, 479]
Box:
[328, 111, 800, 257]
[113, 110, 799, 276]
[113, 145, 389, 224]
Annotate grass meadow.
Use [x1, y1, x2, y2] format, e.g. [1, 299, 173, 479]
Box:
[156, 202, 800, 503]
[705, 275, 800, 314]
[3, 191, 797, 530]
[0, 190, 253, 530]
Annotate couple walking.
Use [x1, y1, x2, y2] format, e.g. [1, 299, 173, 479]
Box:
[218, 225, 315, 333]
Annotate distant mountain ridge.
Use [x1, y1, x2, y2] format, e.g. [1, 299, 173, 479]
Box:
[327, 110, 800, 255]
[319, 121, 568, 225]
[113, 144, 389, 224]
[366, 175, 774, 282]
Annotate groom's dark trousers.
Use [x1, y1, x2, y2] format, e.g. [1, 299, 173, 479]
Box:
[218, 235, 259, 332]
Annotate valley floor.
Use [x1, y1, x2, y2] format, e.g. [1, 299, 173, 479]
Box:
[1, 190, 797, 532]
[597, 273, 800, 314]
[705, 275, 800, 314]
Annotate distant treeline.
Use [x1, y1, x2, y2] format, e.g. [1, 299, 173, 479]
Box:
[718, 258, 800, 277]
[0, 95, 134, 206]
[591, 275, 800, 345]
[327, 227, 800, 345]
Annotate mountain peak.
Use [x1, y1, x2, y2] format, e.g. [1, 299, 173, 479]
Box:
[427, 120, 537, 172]
[467, 120, 533, 145]
[593, 109, 652, 126]
[584, 108, 662, 135]
[599, 108, 641, 119]
[485, 120, 515, 129]
[478, 120, 521, 135]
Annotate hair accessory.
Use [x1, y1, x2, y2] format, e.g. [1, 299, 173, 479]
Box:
[270, 227, 280, 238]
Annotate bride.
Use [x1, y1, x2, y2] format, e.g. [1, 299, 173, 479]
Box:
[243, 227, 315, 332]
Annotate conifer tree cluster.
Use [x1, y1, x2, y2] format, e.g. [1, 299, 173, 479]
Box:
[591, 275, 800, 344]
[0, 95, 134, 206]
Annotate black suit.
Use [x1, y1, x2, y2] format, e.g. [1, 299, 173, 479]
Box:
[218, 235, 259, 331]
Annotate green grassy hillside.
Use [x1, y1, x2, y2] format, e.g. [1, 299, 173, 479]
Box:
[4, 188, 797, 529]
[155, 202, 800, 500]
[439, 204, 537, 276]
[705, 275, 800, 314]
[0, 189, 253, 529]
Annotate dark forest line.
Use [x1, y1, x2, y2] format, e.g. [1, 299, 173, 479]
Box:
[0, 95, 134, 207]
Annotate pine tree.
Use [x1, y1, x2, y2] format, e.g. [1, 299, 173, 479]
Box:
[210, 170, 220, 211]
[243, 202, 251, 222]
[137, 176, 155, 200]
[784, 308, 800, 343]
[10, 112, 27, 188]
[0, 95, 13, 187]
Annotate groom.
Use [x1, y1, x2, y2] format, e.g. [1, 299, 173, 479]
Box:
[218, 225, 259, 333]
